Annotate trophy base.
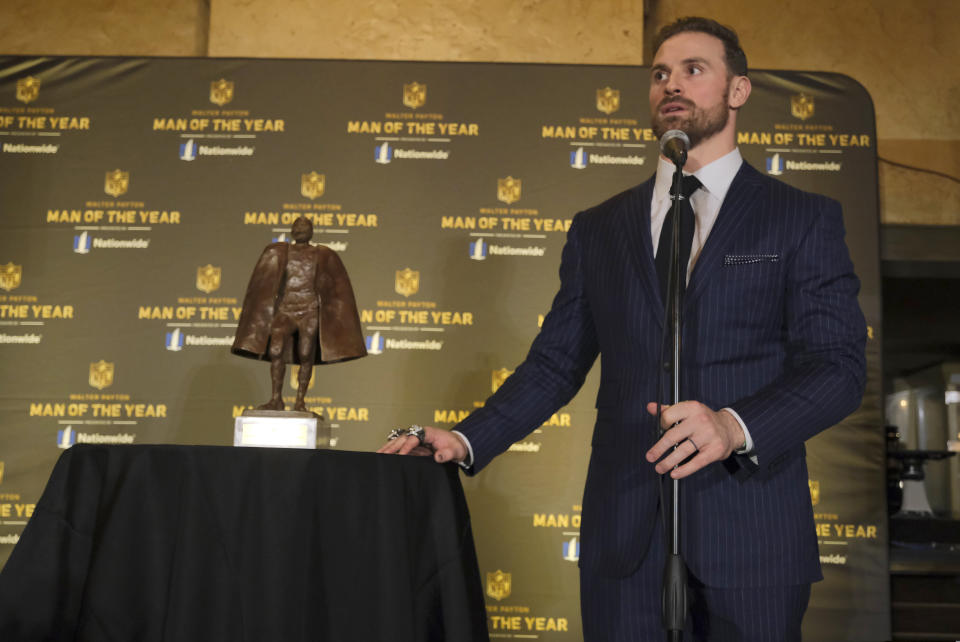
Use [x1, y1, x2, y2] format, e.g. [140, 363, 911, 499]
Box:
[234, 410, 331, 449]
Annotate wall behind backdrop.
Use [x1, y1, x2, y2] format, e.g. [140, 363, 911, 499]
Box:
[1, 0, 956, 225]
[0, 55, 885, 640]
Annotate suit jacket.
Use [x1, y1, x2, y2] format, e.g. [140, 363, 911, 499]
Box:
[455, 161, 866, 588]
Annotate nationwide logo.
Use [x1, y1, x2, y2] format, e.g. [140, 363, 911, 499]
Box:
[301, 172, 325, 200]
[165, 329, 233, 351]
[374, 143, 449, 163]
[766, 153, 784, 176]
[57, 426, 135, 449]
[596, 86, 620, 114]
[497, 177, 521, 204]
[165, 328, 184, 351]
[791, 93, 815, 121]
[469, 240, 544, 259]
[104, 169, 129, 197]
[196, 264, 221, 293]
[0, 263, 21, 291]
[210, 79, 234, 106]
[486, 570, 511, 601]
[3, 143, 58, 154]
[395, 268, 420, 297]
[562, 536, 580, 562]
[375, 142, 393, 164]
[180, 138, 197, 161]
[74, 232, 91, 254]
[16, 76, 40, 104]
[71, 232, 149, 253]
[57, 426, 77, 449]
[365, 331, 384, 355]
[809, 479, 820, 506]
[89, 360, 114, 390]
[767, 157, 841, 173]
[180, 139, 254, 160]
[492, 367, 513, 393]
[403, 82, 427, 109]
[570, 147, 588, 169]
[469, 238, 487, 261]
[570, 147, 645, 168]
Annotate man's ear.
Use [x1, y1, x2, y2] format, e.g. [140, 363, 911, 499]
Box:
[729, 75, 751, 110]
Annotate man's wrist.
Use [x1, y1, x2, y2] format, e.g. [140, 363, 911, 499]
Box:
[451, 430, 474, 467]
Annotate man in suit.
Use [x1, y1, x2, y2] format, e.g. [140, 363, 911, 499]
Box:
[379, 16, 866, 641]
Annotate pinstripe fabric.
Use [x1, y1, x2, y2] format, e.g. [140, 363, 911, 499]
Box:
[455, 161, 866, 632]
[580, 520, 811, 641]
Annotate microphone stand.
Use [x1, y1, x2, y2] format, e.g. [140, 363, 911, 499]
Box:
[659, 159, 689, 642]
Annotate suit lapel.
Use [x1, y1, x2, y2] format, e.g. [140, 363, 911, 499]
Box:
[619, 177, 663, 327]
[684, 162, 766, 309]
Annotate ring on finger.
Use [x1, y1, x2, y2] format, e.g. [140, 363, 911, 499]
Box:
[406, 424, 426, 447]
[387, 428, 406, 441]
[687, 437, 699, 451]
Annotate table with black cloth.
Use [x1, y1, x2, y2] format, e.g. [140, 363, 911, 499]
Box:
[0, 444, 489, 642]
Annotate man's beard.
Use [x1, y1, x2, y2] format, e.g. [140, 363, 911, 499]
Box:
[652, 86, 730, 150]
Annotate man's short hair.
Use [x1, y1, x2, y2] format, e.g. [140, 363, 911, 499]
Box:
[652, 17, 748, 77]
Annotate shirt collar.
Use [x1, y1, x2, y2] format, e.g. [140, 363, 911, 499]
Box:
[653, 147, 743, 205]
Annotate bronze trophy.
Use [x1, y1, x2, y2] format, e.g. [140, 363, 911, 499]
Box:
[231, 216, 366, 447]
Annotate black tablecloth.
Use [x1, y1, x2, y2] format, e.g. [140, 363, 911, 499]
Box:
[0, 445, 489, 642]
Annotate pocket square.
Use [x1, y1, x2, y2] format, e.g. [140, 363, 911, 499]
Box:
[723, 253, 780, 266]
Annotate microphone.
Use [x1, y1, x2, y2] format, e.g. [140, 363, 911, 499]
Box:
[659, 130, 690, 168]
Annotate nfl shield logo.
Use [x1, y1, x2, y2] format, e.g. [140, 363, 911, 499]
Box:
[210, 79, 234, 106]
[16, 76, 40, 104]
[791, 93, 814, 120]
[289, 365, 315, 390]
[808, 480, 820, 506]
[301, 172, 325, 200]
[104, 169, 129, 197]
[486, 570, 512, 601]
[196, 264, 221, 293]
[403, 82, 426, 109]
[89, 360, 115, 390]
[596, 86, 620, 114]
[0, 263, 22, 291]
[395, 268, 420, 298]
[491, 367, 514, 393]
[497, 177, 521, 204]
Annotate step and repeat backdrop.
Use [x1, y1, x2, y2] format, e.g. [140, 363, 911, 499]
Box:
[0, 57, 885, 639]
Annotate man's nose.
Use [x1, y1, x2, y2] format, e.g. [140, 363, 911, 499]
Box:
[664, 79, 683, 96]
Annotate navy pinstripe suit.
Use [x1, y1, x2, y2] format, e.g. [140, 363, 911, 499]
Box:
[455, 161, 866, 636]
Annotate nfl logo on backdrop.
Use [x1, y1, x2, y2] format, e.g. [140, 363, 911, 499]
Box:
[375, 143, 392, 164]
[57, 427, 77, 449]
[180, 139, 197, 161]
[74, 232, 91, 254]
[469, 238, 487, 261]
[165, 329, 184, 351]
[570, 147, 588, 169]
[766, 153, 784, 176]
[365, 331, 384, 355]
[563, 536, 580, 562]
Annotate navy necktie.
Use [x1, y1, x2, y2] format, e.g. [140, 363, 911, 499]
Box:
[655, 174, 702, 301]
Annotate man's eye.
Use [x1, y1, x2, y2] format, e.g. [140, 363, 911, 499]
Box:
[653, 70, 668, 82]
[688, 66, 702, 75]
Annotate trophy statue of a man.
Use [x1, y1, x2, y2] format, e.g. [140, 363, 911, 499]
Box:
[232, 216, 366, 412]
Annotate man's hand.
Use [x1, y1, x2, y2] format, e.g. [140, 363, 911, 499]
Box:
[645, 401, 745, 479]
[376, 426, 468, 465]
